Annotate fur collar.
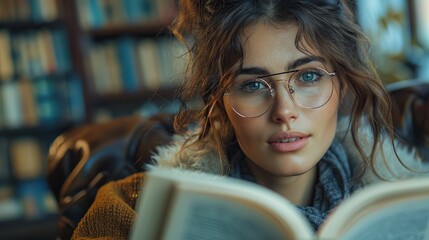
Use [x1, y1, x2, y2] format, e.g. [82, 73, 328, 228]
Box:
[151, 118, 429, 187]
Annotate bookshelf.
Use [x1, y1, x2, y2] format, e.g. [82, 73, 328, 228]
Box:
[74, 0, 183, 121]
[0, 0, 181, 238]
[0, 0, 87, 239]
[0, 1, 83, 239]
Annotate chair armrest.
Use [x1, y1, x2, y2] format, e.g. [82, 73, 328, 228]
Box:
[46, 114, 175, 239]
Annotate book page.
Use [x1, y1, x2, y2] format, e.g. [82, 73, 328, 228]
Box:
[341, 198, 429, 240]
[130, 168, 314, 240]
[162, 187, 294, 240]
[319, 178, 429, 240]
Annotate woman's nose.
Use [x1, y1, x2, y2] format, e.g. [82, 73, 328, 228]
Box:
[270, 83, 299, 123]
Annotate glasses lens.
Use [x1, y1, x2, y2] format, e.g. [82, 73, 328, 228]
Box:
[227, 67, 334, 118]
[228, 78, 274, 118]
[289, 67, 333, 109]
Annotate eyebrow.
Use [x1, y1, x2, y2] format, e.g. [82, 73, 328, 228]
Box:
[239, 56, 324, 76]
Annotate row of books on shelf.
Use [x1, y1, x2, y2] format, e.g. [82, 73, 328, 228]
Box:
[88, 36, 187, 95]
[0, 0, 59, 23]
[0, 28, 71, 81]
[76, 0, 176, 29]
[0, 137, 57, 221]
[0, 75, 85, 129]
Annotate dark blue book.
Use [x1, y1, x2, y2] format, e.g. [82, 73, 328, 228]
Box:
[66, 74, 85, 122]
[123, 0, 139, 22]
[52, 30, 72, 74]
[88, 0, 105, 28]
[116, 37, 139, 92]
[28, 0, 43, 22]
[33, 77, 61, 124]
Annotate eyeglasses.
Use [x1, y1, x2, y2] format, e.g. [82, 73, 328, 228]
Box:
[224, 67, 336, 118]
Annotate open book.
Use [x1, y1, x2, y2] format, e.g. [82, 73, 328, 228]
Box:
[129, 168, 429, 240]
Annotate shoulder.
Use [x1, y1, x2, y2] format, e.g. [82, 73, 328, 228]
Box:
[72, 173, 145, 240]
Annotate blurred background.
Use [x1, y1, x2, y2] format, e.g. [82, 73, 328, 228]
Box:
[0, 0, 427, 239]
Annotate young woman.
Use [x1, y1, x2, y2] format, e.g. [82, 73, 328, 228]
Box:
[72, 0, 427, 239]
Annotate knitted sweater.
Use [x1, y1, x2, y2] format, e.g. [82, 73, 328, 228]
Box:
[72, 173, 144, 240]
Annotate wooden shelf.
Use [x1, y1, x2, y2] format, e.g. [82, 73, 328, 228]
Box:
[0, 19, 64, 30]
[0, 71, 75, 84]
[86, 18, 174, 39]
[0, 121, 76, 138]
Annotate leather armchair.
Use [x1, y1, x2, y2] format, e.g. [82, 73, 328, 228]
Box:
[46, 113, 175, 239]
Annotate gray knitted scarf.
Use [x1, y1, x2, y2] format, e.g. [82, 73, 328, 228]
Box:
[229, 138, 352, 231]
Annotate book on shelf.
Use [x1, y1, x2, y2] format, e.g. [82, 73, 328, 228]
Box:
[136, 38, 162, 90]
[88, 36, 186, 95]
[0, 0, 58, 22]
[18, 80, 38, 127]
[117, 37, 139, 92]
[64, 74, 86, 122]
[75, 0, 173, 29]
[1, 81, 23, 128]
[2, 28, 71, 80]
[0, 75, 82, 129]
[9, 137, 43, 180]
[33, 78, 60, 125]
[0, 30, 14, 81]
[88, 44, 109, 94]
[51, 29, 72, 74]
[130, 167, 429, 240]
[104, 40, 123, 93]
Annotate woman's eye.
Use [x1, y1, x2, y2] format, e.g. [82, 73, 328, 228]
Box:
[298, 69, 323, 83]
[240, 79, 268, 92]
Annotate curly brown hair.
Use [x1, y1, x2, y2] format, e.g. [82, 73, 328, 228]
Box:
[170, 0, 397, 178]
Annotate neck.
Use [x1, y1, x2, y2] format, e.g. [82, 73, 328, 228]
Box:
[249, 164, 317, 206]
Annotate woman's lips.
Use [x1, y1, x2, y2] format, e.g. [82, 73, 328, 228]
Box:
[268, 132, 310, 152]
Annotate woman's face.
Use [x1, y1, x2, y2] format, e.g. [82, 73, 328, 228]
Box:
[224, 22, 340, 179]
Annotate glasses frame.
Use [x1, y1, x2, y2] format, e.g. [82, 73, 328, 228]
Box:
[224, 67, 336, 118]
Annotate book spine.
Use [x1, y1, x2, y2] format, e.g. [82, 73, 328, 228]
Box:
[136, 38, 162, 90]
[88, 45, 107, 94]
[104, 41, 123, 93]
[10, 138, 43, 180]
[1, 81, 23, 128]
[27, 31, 45, 77]
[75, 0, 92, 29]
[40, 0, 59, 21]
[33, 77, 60, 125]
[51, 29, 72, 74]
[18, 80, 39, 127]
[88, 0, 105, 28]
[66, 74, 85, 122]
[28, 0, 43, 22]
[116, 37, 139, 92]
[0, 30, 15, 81]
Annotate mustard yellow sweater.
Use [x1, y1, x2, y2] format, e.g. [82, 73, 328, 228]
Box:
[72, 173, 145, 240]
